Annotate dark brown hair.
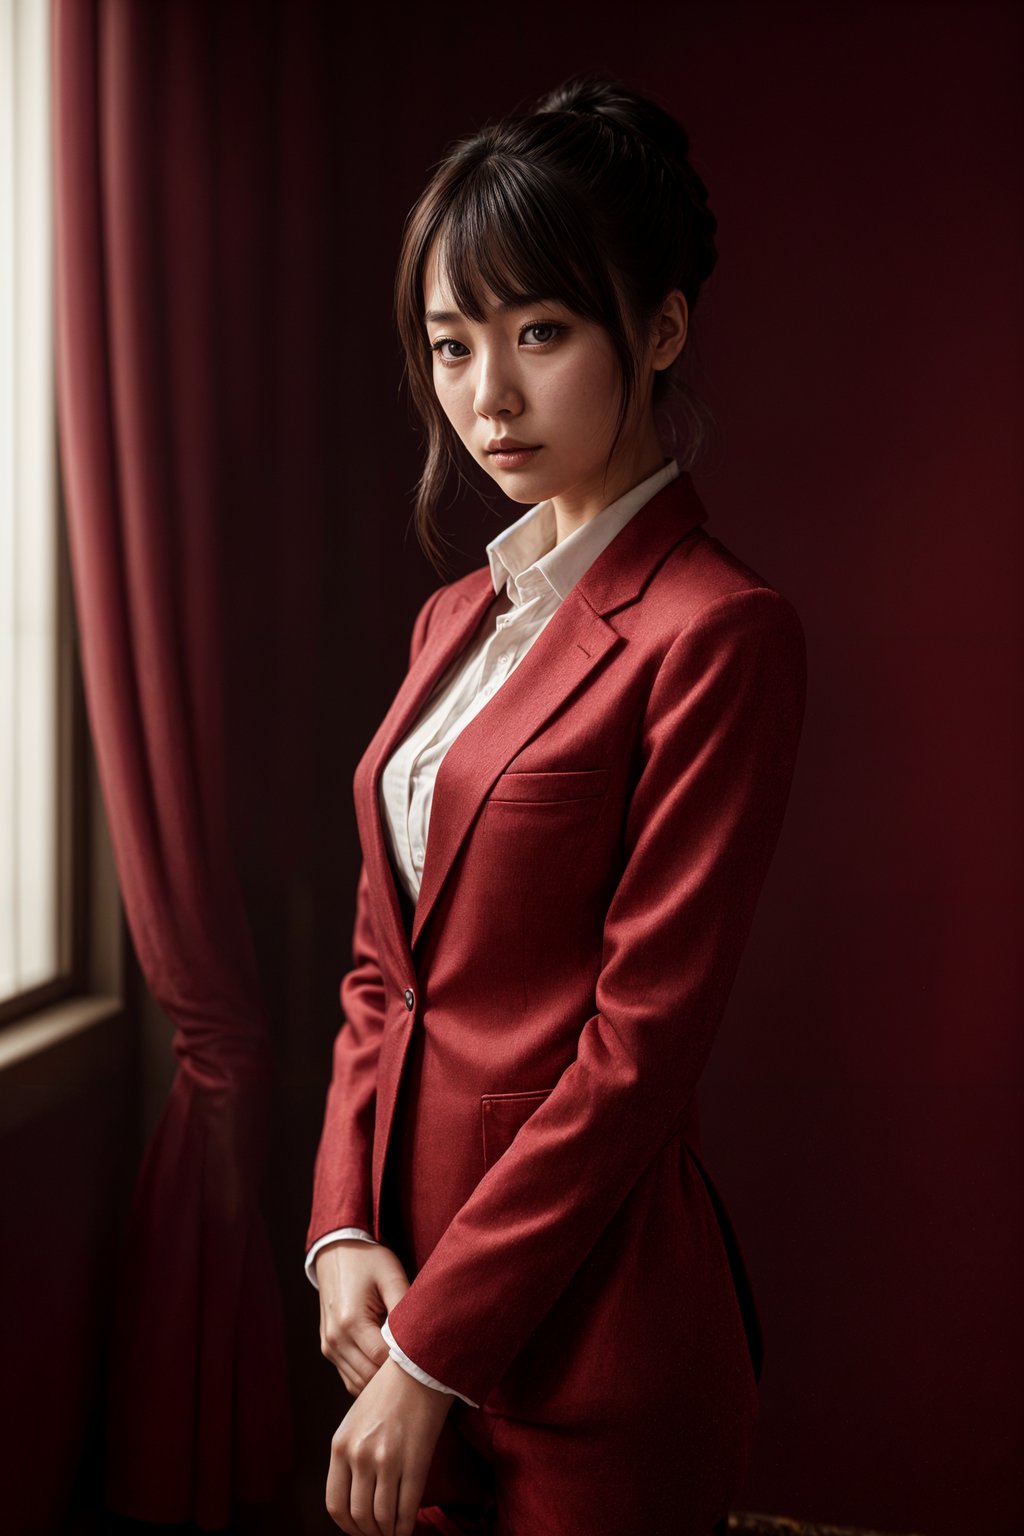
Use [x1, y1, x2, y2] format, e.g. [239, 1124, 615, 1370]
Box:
[394, 72, 719, 577]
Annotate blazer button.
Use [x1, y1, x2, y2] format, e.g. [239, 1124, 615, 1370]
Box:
[404, 988, 415, 1010]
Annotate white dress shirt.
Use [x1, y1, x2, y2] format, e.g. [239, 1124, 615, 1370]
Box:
[306, 456, 682, 1407]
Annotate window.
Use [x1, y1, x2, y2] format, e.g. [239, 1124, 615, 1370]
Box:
[0, 0, 76, 1019]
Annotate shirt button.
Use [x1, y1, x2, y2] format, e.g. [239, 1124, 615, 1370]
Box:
[497, 653, 510, 667]
[404, 988, 415, 1010]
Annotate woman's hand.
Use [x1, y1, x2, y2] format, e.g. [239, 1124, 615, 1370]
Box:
[326, 1356, 455, 1535]
[315, 1238, 411, 1397]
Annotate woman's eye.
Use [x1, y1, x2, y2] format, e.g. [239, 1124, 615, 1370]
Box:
[429, 321, 566, 367]
[431, 338, 469, 363]
[522, 322, 562, 345]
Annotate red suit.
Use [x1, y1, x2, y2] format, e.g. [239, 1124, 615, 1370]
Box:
[307, 469, 807, 1535]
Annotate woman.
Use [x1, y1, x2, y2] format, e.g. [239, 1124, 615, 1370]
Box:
[305, 73, 807, 1536]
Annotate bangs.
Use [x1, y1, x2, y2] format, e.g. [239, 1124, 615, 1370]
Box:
[429, 157, 610, 325]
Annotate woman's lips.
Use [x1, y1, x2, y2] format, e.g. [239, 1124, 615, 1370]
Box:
[487, 446, 542, 469]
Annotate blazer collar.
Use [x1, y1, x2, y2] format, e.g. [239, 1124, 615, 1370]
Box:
[354, 469, 710, 972]
[485, 455, 682, 606]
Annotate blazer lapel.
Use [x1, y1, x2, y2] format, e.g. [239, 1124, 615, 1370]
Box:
[353, 577, 495, 988]
[356, 470, 710, 974]
[408, 597, 621, 949]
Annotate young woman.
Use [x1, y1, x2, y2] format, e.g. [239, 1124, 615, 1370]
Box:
[305, 74, 807, 1536]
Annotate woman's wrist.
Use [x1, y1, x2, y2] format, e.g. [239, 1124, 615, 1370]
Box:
[382, 1356, 456, 1416]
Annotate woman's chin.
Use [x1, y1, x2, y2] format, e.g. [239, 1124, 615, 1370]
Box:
[483, 466, 558, 504]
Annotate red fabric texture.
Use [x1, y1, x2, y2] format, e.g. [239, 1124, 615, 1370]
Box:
[307, 471, 807, 1525]
[415, 1510, 493, 1536]
[52, 0, 292, 1523]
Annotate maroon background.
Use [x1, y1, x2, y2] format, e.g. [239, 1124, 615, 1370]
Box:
[28, 0, 1020, 1531]
[260, 2, 1022, 1531]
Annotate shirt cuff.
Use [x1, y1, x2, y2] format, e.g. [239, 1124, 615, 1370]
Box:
[382, 1317, 480, 1408]
[305, 1232, 479, 1407]
[304, 1227, 377, 1289]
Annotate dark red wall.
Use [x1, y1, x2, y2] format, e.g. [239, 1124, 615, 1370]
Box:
[212, 3, 1022, 1532]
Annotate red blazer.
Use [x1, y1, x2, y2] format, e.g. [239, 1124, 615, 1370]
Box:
[307, 469, 807, 1424]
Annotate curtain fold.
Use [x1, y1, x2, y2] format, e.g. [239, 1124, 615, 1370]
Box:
[52, 0, 293, 1523]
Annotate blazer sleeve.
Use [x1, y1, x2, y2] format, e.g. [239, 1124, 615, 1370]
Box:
[382, 585, 808, 1407]
[305, 582, 447, 1251]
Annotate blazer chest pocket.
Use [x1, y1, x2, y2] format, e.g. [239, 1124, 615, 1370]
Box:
[481, 1088, 554, 1171]
[486, 767, 609, 804]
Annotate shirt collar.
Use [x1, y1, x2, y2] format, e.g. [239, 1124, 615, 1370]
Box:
[486, 457, 681, 607]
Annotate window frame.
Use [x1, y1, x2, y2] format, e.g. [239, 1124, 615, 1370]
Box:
[0, 439, 106, 1029]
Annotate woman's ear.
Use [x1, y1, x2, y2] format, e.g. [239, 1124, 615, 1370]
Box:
[650, 289, 689, 372]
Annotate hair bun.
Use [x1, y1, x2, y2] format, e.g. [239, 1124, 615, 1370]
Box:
[534, 73, 692, 169]
[532, 73, 717, 287]
[540, 77, 633, 124]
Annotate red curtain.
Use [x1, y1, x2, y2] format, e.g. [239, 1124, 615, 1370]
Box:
[52, 0, 294, 1523]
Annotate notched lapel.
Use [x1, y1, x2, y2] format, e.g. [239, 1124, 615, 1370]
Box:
[409, 596, 621, 949]
[354, 578, 496, 983]
[355, 470, 710, 973]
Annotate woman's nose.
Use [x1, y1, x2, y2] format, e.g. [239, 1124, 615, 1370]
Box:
[473, 350, 523, 420]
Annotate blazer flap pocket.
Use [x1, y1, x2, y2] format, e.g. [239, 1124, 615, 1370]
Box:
[487, 767, 609, 803]
[481, 1088, 554, 1169]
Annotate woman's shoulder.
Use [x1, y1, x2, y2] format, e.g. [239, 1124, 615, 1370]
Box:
[642, 526, 805, 654]
[407, 567, 492, 659]
[638, 531, 808, 733]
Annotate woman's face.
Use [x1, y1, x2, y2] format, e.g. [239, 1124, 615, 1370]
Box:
[422, 238, 644, 512]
